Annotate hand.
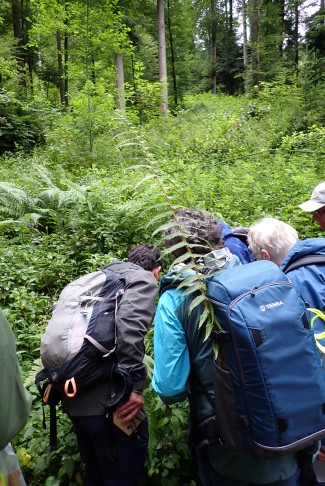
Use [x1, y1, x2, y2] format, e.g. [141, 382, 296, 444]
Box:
[116, 391, 144, 422]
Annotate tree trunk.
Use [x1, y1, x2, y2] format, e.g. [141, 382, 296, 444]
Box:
[242, 0, 249, 93]
[63, 1, 69, 107]
[250, 0, 260, 88]
[229, 0, 233, 35]
[279, 0, 285, 55]
[115, 52, 125, 111]
[167, 0, 177, 106]
[293, 0, 299, 76]
[157, 0, 168, 114]
[210, 0, 217, 95]
[11, 0, 26, 88]
[57, 30, 65, 105]
[64, 32, 69, 107]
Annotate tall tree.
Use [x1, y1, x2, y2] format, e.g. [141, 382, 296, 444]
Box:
[11, 0, 26, 87]
[166, 0, 178, 105]
[250, 0, 260, 88]
[305, 0, 325, 82]
[210, 0, 218, 94]
[242, 0, 249, 92]
[115, 52, 125, 111]
[157, 0, 168, 113]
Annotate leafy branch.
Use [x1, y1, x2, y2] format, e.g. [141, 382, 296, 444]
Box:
[113, 115, 218, 335]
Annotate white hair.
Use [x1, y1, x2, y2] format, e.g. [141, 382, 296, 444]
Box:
[248, 217, 298, 265]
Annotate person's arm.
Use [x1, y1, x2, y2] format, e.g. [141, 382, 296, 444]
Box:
[115, 268, 157, 421]
[152, 289, 190, 404]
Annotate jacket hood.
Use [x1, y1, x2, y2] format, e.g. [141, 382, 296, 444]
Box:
[159, 250, 241, 295]
[219, 221, 232, 238]
[159, 264, 194, 295]
[281, 238, 325, 270]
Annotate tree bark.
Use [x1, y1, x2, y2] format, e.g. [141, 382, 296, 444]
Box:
[57, 30, 65, 105]
[242, 0, 249, 93]
[157, 0, 168, 114]
[11, 0, 26, 87]
[210, 0, 217, 95]
[250, 0, 260, 88]
[115, 52, 125, 111]
[64, 32, 69, 107]
[63, 1, 69, 107]
[167, 0, 177, 106]
[293, 0, 299, 76]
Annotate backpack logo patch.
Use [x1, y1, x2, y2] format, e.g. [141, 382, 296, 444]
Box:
[259, 301, 284, 312]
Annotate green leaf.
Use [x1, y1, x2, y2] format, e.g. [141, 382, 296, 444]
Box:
[198, 306, 211, 330]
[188, 294, 205, 314]
[180, 282, 202, 296]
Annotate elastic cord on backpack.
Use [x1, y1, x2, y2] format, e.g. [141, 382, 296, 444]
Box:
[64, 377, 77, 397]
[309, 308, 325, 354]
[43, 383, 53, 404]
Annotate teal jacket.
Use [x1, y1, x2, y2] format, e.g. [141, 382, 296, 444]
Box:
[152, 251, 298, 484]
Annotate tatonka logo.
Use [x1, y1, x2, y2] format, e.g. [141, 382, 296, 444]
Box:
[259, 301, 284, 312]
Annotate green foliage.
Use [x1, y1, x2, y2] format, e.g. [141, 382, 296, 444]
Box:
[144, 330, 195, 486]
[145, 394, 195, 486]
[16, 395, 83, 486]
[0, 89, 48, 154]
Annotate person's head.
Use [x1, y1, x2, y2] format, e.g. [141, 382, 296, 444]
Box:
[299, 182, 325, 231]
[247, 217, 298, 266]
[128, 244, 163, 280]
[164, 208, 224, 262]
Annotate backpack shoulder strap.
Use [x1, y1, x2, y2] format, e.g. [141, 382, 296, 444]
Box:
[284, 254, 325, 274]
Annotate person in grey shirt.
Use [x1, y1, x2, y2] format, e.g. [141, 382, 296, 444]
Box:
[62, 244, 162, 486]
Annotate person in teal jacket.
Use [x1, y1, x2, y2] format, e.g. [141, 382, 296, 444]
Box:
[152, 208, 299, 486]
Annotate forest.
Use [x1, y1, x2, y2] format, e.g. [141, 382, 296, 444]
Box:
[0, 0, 324, 484]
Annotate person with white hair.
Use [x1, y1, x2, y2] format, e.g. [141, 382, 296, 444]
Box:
[248, 217, 325, 464]
[248, 216, 325, 357]
[299, 182, 325, 231]
[247, 218, 299, 266]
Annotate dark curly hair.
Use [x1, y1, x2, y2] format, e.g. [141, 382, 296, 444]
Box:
[164, 208, 223, 261]
[128, 244, 163, 271]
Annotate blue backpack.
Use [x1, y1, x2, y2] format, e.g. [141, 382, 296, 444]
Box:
[206, 260, 325, 459]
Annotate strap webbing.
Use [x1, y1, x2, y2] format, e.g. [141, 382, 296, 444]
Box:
[49, 403, 58, 451]
[284, 254, 325, 273]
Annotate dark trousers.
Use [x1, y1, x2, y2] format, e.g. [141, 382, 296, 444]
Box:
[70, 412, 148, 486]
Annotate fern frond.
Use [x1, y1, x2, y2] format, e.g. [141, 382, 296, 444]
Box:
[176, 274, 200, 289]
[188, 294, 206, 314]
[180, 282, 204, 296]
[0, 182, 38, 217]
[23, 358, 42, 388]
[133, 174, 159, 190]
[34, 165, 57, 188]
[152, 219, 184, 236]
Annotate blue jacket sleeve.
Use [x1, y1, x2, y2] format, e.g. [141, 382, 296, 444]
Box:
[219, 221, 254, 264]
[152, 289, 190, 404]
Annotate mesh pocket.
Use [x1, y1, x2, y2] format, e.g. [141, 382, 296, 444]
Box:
[213, 359, 248, 454]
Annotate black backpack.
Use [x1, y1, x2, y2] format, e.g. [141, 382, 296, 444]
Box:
[35, 266, 133, 449]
